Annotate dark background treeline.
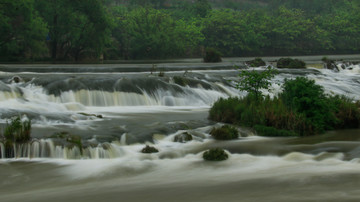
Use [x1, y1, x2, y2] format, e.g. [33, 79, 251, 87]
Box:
[1, 0, 359, 62]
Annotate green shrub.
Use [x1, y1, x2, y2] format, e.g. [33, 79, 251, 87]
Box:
[203, 148, 228, 161]
[209, 97, 242, 123]
[3, 116, 31, 143]
[281, 77, 336, 133]
[277, 58, 306, 68]
[246, 58, 266, 67]
[210, 125, 239, 140]
[203, 48, 222, 63]
[329, 95, 360, 129]
[141, 145, 159, 153]
[254, 125, 297, 137]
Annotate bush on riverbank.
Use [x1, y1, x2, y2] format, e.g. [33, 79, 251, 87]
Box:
[277, 58, 306, 68]
[203, 48, 222, 63]
[203, 148, 229, 161]
[209, 77, 360, 136]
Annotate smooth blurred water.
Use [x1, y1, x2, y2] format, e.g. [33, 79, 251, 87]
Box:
[0, 59, 360, 201]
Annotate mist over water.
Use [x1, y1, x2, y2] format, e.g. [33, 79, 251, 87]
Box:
[1, 60, 360, 201]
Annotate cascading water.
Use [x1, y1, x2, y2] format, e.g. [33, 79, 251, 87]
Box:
[1, 60, 360, 202]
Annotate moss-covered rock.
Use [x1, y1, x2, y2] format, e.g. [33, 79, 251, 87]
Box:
[173, 76, 188, 86]
[246, 57, 266, 67]
[277, 58, 306, 69]
[203, 48, 222, 63]
[174, 132, 193, 143]
[210, 125, 239, 140]
[141, 145, 159, 153]
[203, 148, 229, 161]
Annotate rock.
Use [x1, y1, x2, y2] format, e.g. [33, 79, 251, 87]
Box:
[203, 148, 229, 161]
[141, 145, 159, 153]
[12, 76, 21, 83]
[246, 58, 266, 67]
[277, 58, 306, 69]
[174, 132, 193, 143]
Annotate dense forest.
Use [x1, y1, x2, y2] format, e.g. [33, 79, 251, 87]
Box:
[1, 0, 360, 62]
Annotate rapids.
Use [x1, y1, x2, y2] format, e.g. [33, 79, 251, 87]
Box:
[1, 57, 360, 201]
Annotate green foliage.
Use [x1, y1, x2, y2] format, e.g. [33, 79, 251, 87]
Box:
[3, 116, 32, 143]
[201, 9, 265, 56]
[209, 97, 241, 123]
[112, 7, 204, 59]
[281, 77, 336, 133]
[210, 77, 360, 136]
[2, 0, 360, 61]
[203, 148, 228, 161]
[254, 125, 297, 137]
[277, 58, 306, 69]
[0, 0, 48, 61]
[203, 48, 222, 63]
[236, 66, 277, 99]
[141, 145, 159, 153]
[210, 125, 239, 140]
[246, 58, 266, 67]
[35, 0, 111, 61]
[173, 76, 188, 86]
[328, 95, 360, 129]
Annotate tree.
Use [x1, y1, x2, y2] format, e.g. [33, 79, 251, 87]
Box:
[265, 6, 331, 55]
[34, 0, 111, 61]
[236, 66, 278, 100]
[0, 0, 48, 60]
[202, 9, 266, 56]
[113, 7, 203, 59]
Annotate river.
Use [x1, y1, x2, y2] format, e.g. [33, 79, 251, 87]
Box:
[1, 56, 360, 201]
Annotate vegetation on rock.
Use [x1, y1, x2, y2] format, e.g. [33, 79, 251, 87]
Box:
[203, 148, 229, 161]
[174, 132, 193, 143]
[246, 58, 266, 67]
[141, 145, 159, 153]
[210, 125, 238, 140]
[277, 58, 306, 69]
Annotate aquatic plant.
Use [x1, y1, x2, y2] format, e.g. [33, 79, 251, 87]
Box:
[210, 125, 238, 140]
[203, 148, 228, 161]
[277, 58, 306, 68]
[3, 116, 32, 143]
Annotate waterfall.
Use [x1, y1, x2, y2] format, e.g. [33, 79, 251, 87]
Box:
[0, 140, 124, 159]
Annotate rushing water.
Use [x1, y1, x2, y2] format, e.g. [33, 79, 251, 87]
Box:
[1, 58, 360, 201]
